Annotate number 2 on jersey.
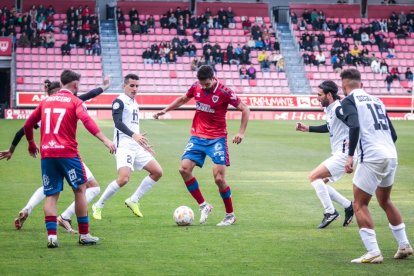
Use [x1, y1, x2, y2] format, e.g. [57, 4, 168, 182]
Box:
[367, 103, 389, 130]
[44, 108, 66, 134]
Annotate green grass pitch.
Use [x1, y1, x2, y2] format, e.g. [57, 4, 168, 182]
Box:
[0, 119, 413, 275]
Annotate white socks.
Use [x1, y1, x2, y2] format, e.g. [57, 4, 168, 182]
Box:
[130, 176, 156, 203]
[389, 223, 410, 248]
[326, 185, 352, 209]
[61, 187, 101, 220]
[94, 181, 121, 208]
[359, 228, 380, 255]
[311, 179, 335, 214]
[24, 186, 46, 215]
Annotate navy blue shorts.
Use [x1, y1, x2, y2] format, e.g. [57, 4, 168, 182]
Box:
[41, 157, 88, 196]
[181, 136, 229, 167]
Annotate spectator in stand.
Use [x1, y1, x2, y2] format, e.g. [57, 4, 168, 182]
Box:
[61, 41, 71, 56]
[311, 36, 321, 52]
[118, 20, 127, 35]
[213, 48, 223, 64]
[344, 25, 353, 38]
[270, 51, 282, 67]
[315, 51, 326, 65]
[44, 31, 55, 48]
[17, 32, 30, 47]
[390, 67, 401, 81]
[85, 42, 92, 55]
[131, 20, 141, 35]
[302, 9, 311, 24]
[30, 30, 42, 48]
[168, 14, 177, 29]
[166, 50, 176, 63]
[239, 65, 249, 79]
[143, 47, 154, 64]
[129, 8, 139, 22]
[302, 51, 311, 65]
[46, 5, 55, 17]
[298, 19, 308, 31]
[68, 32, 77, 48]
[276, 57, 285, 72]
[387, 39, 396, 58]
[29, 5, 38, 21]
[405, 67, 413, 81]
[147, 15, 155, 29]
[290, 11, 298, 24]
[379, 58, 389, 74]
[226, 7, 235, 24]
[141, 20, 148, 34]
[160, 14, 169, 29]
[92, 39, 101, 56]
[371, 58, 381, 73]
[247, 63, 256, 79]
[239, 48, 250, 65]
[273, 38, 280, 52]
[116, 7, 125, 21]
[177, 18, 186, 36]
[361, 32, 369, 45]
[385, 72, 394, 93]
[242, 17, 252, 31]
[186, 43, 197, 57]
[335, 23, 344, 38]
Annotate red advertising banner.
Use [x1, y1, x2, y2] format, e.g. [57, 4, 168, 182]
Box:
[16, 92, 413, 111]
[6, 109, 414, 121]
[0, 37, 12, 56]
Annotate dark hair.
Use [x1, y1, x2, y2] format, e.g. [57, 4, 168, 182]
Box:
[340, 68, 361, 82]
[43, 79, 51, 90]
[197, 65, 214, 81]
[124, 73, 139, 84]
[47, 81, 61, 95]
[318, 80, 340, 100]
[60, 69, 81, 85]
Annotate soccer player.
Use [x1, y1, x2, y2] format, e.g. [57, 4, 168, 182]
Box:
[23, 69, 116, 248]
[296, 80, 354, 229]
[1, 77, 111, 233]
[153, 65, 250, 226]
[340, 68, 412, 263]
[92, 73, 163, 220]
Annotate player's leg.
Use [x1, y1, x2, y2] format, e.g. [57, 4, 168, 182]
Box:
[14, 186, 46, 230]
[180, 137, 211, 224]
[351, 162, 383, 264]
[92, 148, 132, 219]
[126, 158, 163, 217]
[326, 185, 353, 227]
[376, 159, 412, 259]
[44, 193, 60, 248]
[308, 163, 339, 228]
[213, 164, 236, 226]
[59, 163, 100, 232]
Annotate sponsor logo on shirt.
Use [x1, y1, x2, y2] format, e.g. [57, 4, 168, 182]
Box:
[45, 96, 71, 103]
[196, 102, 215, 113]
[42, 140, 65, 150]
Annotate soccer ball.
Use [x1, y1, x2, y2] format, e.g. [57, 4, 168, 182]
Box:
[173, 206, 194, 226]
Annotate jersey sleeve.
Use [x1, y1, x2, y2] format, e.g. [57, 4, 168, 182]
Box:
[309, 124, 329, 133]
[227, 88, 241, 108]
[341, 95, 360, 156]
[185, 83, 197, 98]
[75, 98, 100, 136]
[112, 99, 134, 137]
[77, 87, 104, 101]
[23, 104, 42, 142]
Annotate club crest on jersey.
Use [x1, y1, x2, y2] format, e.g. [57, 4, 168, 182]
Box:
[212, 95, 219, 103]
[113, 102, 120, 110]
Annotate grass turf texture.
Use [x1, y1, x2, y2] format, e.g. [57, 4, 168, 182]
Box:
[0, 119, 413, 275]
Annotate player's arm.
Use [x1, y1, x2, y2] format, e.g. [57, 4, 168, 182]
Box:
[112, 99, 154, 154]
[23, 106, 42, 158]
[1, 124, 41, 160]
[77, 76, 111, 101]
[341, 96, 359, 173]
[296, 122, 328, 133]
[386, 113, 397, 143]
[153, 95, 191, 119]
[76, 102, 116, 154]
[233, 101, 250, 144]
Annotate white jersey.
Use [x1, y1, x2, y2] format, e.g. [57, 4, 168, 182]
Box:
[325, 100, 349, 155]
[112, 93, 140, 149]
[343, 89, 397, 162]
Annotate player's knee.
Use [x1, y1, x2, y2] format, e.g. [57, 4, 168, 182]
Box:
[152, 168, 163, 181]
[378, 198, 391, 210]
[117, 176, 129, 186]
[214, 175, 226, 186]
[179, 166, 190, 177]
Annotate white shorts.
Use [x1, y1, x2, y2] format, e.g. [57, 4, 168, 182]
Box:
[116, 146, 154, 171]
[322, 152, 349, 182]
[353, 158, 398, 195]
[82, 162, 94, 182]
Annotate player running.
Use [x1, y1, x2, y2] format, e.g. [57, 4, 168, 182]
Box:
[1, 78, 111, 233]
[296, 80, 354, 228]
[340, 68, 412, 263]
[154, 65, 250, 226]
[92, 73, 163, 220]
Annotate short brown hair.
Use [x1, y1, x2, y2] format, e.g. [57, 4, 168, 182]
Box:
[340, 68, 361, 82]
[60, 69, 81, 85]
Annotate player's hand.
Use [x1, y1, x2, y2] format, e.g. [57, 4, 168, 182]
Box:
[0, 149, 13, 161]
[103, 139, 116, 154]
[102, 76, 111, 91]
[295, 122, 309, 132]
[28, 142, 39, 158]
[153, 110, 166, 119]
[232, 133, 244, 144]
[345, 155, 354, 174]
